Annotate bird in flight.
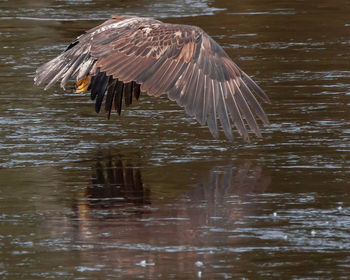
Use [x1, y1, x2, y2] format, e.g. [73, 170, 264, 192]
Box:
[35, 15, 270, 142]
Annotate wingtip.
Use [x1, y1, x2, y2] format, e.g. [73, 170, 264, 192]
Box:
[243, 134, 251, 143]
[241, 71, 270, 104]
[34, 73, 42, 86]
[264, 117, 270, 125]
[264, 94, 272, 104]
[229, 135, 235, 143]
[235, 127, 250, 143]
[226, 133, 234, 142]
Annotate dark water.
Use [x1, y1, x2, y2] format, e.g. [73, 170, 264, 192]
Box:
[0, 0, 349, 278]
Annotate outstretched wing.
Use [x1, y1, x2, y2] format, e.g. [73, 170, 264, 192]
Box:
[35, 15, 270, 142]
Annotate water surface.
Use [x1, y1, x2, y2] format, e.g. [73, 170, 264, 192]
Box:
[0, 0, 349, 279]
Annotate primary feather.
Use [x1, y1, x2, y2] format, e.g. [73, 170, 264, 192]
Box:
[35, 15, 270, 142]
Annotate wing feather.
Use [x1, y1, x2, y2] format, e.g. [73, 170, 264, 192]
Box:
[90, 69, 108, 101]
[179, 63, 197, 107]
[114, 80, 124, 115]
[143, 59, 174, 95]
[150, 59, 177, 94]
[232, 80, 261, 137]
[124, 81, 133, 107]
[187, 70, 203, 119]
[239, 81, 269, 124]
[95, 75, 110, 113]
[241, 71, 270, 103]
[217, 82, 233, 140]
[163, 59, 188, 93]
[206, 80, 218, 138]
[100, 54, 131, 74]
[175, 62, 195, 104]
[225, 81, 249, 141]
[105, 79, 118, 119]
[194, 74, 207, 125]
[60, 52, 90, 88]
[183, 67, 199, 115]
[134, 83, 141, 100]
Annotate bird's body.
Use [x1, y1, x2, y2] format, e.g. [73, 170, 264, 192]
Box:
[35, 15, 270, 142]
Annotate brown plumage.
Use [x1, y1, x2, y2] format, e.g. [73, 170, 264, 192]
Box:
[34, 15, 270, 142]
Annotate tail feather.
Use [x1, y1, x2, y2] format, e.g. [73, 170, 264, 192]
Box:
[34, 53, 66, 87]
[34, 43, 93, 91]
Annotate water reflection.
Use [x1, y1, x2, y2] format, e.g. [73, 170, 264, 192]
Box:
[194, 161, 270, 198]
[40, 154, 271, 277]
[87, 156, 150, 207]
[63, 154, 272, 239]
[80, 155, 271, 214]
[171, 161, 271, 246]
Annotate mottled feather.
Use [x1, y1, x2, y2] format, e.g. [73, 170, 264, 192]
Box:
[34, 14, 270, 142]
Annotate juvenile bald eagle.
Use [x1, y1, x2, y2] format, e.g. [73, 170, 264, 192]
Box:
[35, 15, 270, 142]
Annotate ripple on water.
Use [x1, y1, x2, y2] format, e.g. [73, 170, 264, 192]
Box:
[0, 0, 225, 22]
[1, 1, 350, 279]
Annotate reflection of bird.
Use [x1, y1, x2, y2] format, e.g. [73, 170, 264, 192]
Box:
[87, 157, 150, 208]
[191, 161, 271, 200]
[182, 162, 271, 227]
[35, 15, 270, 141]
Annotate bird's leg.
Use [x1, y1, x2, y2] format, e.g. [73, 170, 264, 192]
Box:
[74, 75, 91, 93]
